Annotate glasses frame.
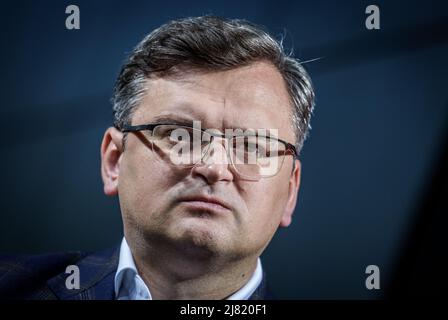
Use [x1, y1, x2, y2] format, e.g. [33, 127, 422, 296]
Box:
[118, 123, 299, 180]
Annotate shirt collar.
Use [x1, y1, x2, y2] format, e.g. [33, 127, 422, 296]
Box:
[114, 237, 263, 300]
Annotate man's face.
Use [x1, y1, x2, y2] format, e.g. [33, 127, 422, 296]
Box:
[101, 62, 301, 260]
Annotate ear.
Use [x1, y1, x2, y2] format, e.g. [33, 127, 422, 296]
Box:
[100, 127, 124, 196]
[279, 159, 301, 227]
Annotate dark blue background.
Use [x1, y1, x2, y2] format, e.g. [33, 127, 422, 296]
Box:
[0, 0, 447, 299]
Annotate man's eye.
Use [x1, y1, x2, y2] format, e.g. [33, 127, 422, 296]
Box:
[233, 138, 263, 153]
[166, 130, 178, 140]
[166, 127, 196, 144]
[154, 126, 186, 138]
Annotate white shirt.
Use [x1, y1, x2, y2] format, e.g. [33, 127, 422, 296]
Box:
[114, 237, 263, 300]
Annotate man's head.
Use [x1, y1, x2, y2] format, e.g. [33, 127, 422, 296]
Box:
[101, 16, 314, 262]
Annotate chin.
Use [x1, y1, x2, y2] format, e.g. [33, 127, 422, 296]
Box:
[173, 219, 229, 255]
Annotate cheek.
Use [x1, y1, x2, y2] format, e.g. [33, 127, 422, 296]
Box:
[242, 178, 290, 233]
[118, 150, 175, 218]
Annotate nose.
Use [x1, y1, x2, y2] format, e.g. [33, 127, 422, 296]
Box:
[190, 138, 234, 184]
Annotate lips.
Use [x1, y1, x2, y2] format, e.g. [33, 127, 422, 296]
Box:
[178, 195, 232, 213]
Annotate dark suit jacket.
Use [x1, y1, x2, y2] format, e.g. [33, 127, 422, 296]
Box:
[0, 246, 273, 300]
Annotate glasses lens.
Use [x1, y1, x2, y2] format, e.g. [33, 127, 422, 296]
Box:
[230, 135, 287, 180]
[150, 125, 210, 166]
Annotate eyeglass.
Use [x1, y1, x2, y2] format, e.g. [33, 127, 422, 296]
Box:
[119, 123, 298, 181]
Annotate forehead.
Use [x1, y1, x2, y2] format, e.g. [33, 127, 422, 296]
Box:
[133, 62, 295, 140]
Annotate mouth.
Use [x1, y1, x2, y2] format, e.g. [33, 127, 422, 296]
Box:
[178, 195, 232, 214]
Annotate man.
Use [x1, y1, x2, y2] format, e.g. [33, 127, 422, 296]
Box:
[0, 16, 314, 300]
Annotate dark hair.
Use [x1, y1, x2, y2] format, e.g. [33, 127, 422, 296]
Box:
[112, 16, 315, 152]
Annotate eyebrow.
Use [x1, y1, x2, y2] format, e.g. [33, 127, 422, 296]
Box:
[153, 115, 275, 134]
[147, 112, 279, 138]
[149, 115, 196, 126]
[148, 103, 207, 125]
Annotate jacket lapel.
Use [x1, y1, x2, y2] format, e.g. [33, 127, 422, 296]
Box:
[46, 244, 273, 300]
[46, 246, 119, 300]
[248, 271, 275, 300]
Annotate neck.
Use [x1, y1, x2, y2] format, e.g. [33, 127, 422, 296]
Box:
[129, 237, 259, 300]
